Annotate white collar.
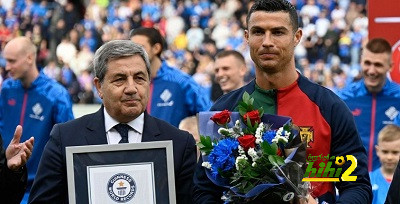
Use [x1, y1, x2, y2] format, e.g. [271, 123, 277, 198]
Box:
[103, 107, 144, 134]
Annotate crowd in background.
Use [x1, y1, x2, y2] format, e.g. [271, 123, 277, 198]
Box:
[0, 0, 368, 103]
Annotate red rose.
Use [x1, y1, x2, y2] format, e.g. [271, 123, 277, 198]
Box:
[210, 110, 231, 125]
[238, 135, 256, 151]
[243, 110, 261, 126]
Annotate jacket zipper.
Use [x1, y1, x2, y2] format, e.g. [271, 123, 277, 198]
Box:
[368, 94, 377, 172]
[19, 91, 28, 126]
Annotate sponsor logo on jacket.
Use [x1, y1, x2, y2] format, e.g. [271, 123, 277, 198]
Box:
[351, 108, 362, 116]
[29, 103, 45, 121]
[385, 106, 399, 120]
[8, 98, 16, 106]
[157, 89, 174, 107]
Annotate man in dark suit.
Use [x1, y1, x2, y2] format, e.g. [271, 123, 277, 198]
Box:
[1, 125, 34, 203]
[28, 40, 197, 203]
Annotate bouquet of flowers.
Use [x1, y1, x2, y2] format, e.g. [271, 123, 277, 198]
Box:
[197, 92, 309, 203]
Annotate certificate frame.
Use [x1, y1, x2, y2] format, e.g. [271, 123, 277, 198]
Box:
[66, 141, 176, 204]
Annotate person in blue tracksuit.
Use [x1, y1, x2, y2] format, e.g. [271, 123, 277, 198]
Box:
[337, 38, 400, 172]
[0, 37, 74, 203]
[129, 27, 212, 127]
[370, 124, 400, 204]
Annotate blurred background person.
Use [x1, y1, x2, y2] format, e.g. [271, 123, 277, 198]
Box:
[370, 124, 400, 204]
[0, 37, 73, 203]
[213, 50, 247, 95]
[130, 27, 211, 127]
[337, 38, 400, 172]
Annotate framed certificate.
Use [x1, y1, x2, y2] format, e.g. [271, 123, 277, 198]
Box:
[66, 141, 176, 204]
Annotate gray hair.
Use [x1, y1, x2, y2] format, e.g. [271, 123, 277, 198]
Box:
[93, 40, 151, 83]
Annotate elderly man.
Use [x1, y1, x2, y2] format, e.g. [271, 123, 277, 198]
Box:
[29, 40, 197, 203]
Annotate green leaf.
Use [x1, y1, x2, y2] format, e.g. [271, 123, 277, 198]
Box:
[238, 106, 247, 116]
[238, 101, 248, 109]
[275, 156, 285, 166]
[243, 92, 250, 103]
[268, 155, 278, 166]
[246, 117, 252, 128]
[283, 124, 291, 132]
[197, 136, 213, 155]
[248, 105, 254, 113]
[249, 97, 254, 106]
[271, 143, 278, 154]
[200, 135, 212, 146]
[197, 143, 205, 148]
[268, 155, 285, 167]
[261, 141, 275, 155]
[258, 107, 264, 117]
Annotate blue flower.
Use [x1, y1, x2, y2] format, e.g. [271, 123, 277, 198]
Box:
[262, 130, 277, 144]
[208, 138, 239, 177]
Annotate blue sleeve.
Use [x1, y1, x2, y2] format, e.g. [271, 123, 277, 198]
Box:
[330, 99, 372, 203]
[184, 78, 212, 114]
[53, 88, 74, 123]
[0, 86, 4, 135]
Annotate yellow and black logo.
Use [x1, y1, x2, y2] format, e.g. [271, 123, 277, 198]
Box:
[299, 126, 314, 148]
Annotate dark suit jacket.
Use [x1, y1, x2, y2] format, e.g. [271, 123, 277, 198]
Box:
[28, 108, 197, 204]
[386, 162, 400, 204]
[0, 136, 27, 204]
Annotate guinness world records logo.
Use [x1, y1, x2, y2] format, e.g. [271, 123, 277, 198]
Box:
[107, 173, 136, 203]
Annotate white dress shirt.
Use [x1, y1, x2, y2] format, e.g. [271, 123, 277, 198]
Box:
[103, 107, 144, 144]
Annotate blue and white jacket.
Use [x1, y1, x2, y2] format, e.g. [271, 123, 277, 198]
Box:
[0, 73, 74, 202]
[337, 78, 400, 171]
[147, 61, 212, 127]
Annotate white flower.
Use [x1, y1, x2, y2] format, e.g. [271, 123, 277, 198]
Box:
[202, 162, 212, 169]
[272, 135, 288, 144]
[255, 123, 264, 139]
[248, 148, 259, 161]
[273, 127, 290, 144]
[235, 155, 248, 170]
[235, 120, 241, 128]
[252, 162, 257, 167]
[238, 145, 246, 155]
[232, 120, 242, 138]
[218, 127, 229, 135]
[255, 138, 263, 144]
[285, 131, 291, 137]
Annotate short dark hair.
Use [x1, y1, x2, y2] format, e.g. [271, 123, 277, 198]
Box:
[246, 0, 299, 31]
[365, 38, 392, 55]
[129, 27, 165, 58]
[215, 50, 246, 65]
